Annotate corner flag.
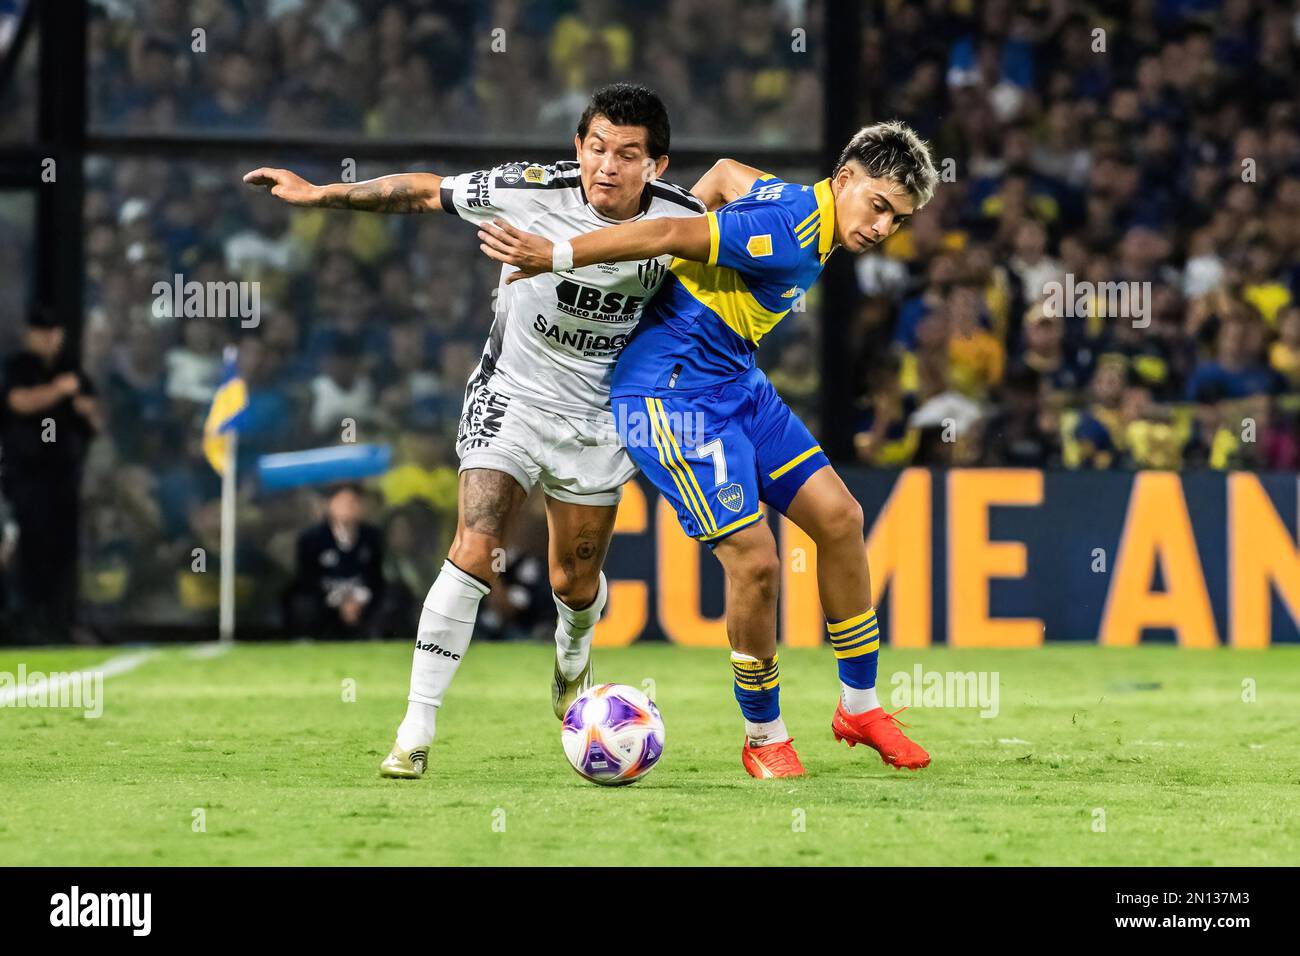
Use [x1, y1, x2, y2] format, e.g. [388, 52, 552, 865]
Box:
[203, 345, 249, 475]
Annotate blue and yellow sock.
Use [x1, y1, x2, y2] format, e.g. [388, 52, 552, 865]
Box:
[829, 608, 881, 713]
[731, 652, 789, 744]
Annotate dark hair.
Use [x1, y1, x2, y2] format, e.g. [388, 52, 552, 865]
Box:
[834, 119, 939, 208]
[28, 305, 61, 329]
[577, 83, 671, 158]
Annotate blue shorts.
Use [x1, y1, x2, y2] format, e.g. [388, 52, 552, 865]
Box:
[613, 367, 829, 545]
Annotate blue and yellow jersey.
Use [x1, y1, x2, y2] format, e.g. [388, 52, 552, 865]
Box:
[610, 174, 837, 397]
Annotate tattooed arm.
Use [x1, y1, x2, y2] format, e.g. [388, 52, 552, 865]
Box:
[242, 167, 443, 213]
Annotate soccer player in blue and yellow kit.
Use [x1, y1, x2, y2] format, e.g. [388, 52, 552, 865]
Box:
[479, 121, 938, 778]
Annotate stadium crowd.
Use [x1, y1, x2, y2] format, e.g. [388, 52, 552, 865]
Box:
[87, 0, 822, 145]
[8, 0, 1300, 636]
[851, 0, 1300, 472]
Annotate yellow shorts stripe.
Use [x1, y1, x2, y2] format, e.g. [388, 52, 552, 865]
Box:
[769, 445, 823, 481]
[833, 639, 880, 659]
[699, 510, 764, 542]
[650, 398, 715, 533]
[647, 398, 713, 535]
[828, 608, 877, 634]
[653, 399, 717, 534]
[649, 399, 715, 535]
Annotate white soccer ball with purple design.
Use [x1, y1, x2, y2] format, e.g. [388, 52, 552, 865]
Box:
[561, 683, 665, 786]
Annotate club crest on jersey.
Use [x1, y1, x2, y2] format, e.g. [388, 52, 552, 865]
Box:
[717, 483, 744, 513]
[499, 163, 524, 185]
[637, 257, 666, 291]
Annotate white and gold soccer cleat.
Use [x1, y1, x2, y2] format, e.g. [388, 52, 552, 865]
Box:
[379, 743, 429, 779]
[552, 656, 594, 721]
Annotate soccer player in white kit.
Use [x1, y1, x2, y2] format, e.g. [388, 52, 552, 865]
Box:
[244, 84, 703, 778]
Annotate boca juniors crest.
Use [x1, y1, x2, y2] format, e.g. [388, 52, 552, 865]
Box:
[717, 483, 744, 513]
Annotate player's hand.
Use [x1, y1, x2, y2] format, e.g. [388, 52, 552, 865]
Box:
[72, 395, 104, 430]
[53, 372, 81, 397]
[242, 167, 322, 206]
[340, 597, 364, 626]
[478, 219, 554, 283]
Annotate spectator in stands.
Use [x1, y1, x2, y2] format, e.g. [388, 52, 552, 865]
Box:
[1072, 360, 1127, 470]
[984, 366, 1060, 469]
[308, 336, 377, 440]
[946, 283, 1004, 400]
[284, 483, 386, 639]
[0, 309, 103, 644]
[853, 355, 918, 468]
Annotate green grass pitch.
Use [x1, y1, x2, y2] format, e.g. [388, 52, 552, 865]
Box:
[1, 642, 1296, 866]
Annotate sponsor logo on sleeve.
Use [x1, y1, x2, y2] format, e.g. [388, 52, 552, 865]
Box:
[466, 169, 490, 208]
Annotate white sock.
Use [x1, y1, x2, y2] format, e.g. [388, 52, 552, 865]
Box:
[840, 683, 880, 714]
[395, 560, 490, 750]
[554, 572, 607, 680]
[746, 717, 790, 747]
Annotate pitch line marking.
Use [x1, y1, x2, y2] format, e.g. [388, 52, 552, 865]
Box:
[186, 642, 232, 660]
[0, 650, 158, 708]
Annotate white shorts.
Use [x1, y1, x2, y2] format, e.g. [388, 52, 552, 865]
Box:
[456, 380, 635, 506]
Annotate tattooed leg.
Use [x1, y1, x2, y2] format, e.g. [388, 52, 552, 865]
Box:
[544, 498, 619, 608]
[448, 468, 529, 583]
[387, 468, 528, 762]
[545, 497, 619, 693]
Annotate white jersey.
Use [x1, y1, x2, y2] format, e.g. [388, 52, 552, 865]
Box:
[440, 160, 705, 419]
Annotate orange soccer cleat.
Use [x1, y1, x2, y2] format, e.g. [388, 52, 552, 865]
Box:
[831, 702, 931, 769]
[741, 737, 807, 778]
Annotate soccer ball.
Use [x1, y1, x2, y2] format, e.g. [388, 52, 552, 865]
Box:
[561, 683, 665, 786]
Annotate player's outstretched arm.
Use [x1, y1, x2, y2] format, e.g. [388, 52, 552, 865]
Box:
[478, 215, 712, 283]
[243, 167, 444, 213]
[690, 159, 767, 211]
